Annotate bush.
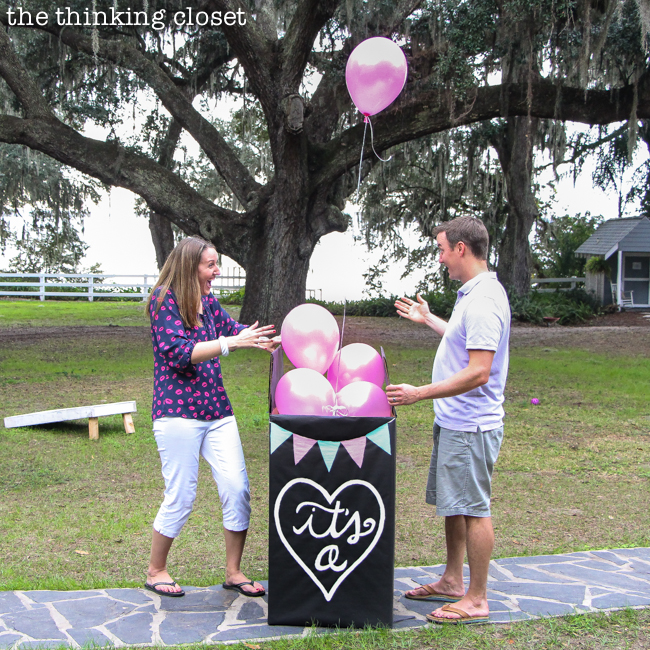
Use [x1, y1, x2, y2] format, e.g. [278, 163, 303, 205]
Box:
[219, 287, 245, 305]
[308, 290, 458, 319]
[509, 288, 602, 325]
[309, 287, 601, 326]
[308, 296, 398, 317]
[585, 256, 611, 276]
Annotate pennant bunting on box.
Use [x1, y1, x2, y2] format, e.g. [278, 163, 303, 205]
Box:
[270, 423, 293, 454]
[366, 423, 391, 455]
[341, 436, 367, 468]
[293, 434, 317, 464]
[317, 440, 341, 472]
[270, 420, 393, 470]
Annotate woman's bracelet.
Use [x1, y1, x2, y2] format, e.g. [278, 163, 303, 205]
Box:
[218, 336, 230, 357]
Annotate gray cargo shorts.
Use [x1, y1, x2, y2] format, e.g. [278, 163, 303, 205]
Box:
[426, 422, 503, 517]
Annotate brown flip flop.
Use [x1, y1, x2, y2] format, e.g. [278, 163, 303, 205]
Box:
[405, 583, 462, 602]
[426, 603, 489, 625]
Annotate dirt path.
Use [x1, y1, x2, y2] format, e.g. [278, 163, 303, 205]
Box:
[337, 310, 650, 356]
[2, 309, 650, 356]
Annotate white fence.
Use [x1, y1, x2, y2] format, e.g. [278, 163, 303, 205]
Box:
[530, 277, 585, 292]
[0, 270, 246, 301]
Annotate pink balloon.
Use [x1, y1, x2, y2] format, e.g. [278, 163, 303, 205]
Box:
[336, 381, 392, 418]
[281, 304, 340, 374]
[345, 37, 408, 117]
[327, 343, 386, 390]
[275, 368, 336, 416]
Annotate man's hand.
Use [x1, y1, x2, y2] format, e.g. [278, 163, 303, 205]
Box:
[386, 350, 495, 404]
[395, 293, 431, 324]
[385, 383, 421, 406]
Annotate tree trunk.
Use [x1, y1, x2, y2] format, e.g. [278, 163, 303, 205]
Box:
[238, 116, 315, 326]
[494, 117, 540, 295]
[149, 211, 175, 270]
[238, 219, 312, 327]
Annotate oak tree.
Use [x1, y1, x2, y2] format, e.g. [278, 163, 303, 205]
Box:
[0, 0, 648, 321]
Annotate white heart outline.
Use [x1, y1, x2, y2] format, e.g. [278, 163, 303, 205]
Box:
[274, 477, 386, 602]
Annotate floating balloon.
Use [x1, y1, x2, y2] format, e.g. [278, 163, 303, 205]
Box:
[345, 37, 408, 117]
[327, 343, 386, 391]
[275, 368, 336, 416]
[281, 304, 340, 374]
[336, 381, 392, 418]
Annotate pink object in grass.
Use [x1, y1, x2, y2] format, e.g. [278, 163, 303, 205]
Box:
[530, 398, 540, 405]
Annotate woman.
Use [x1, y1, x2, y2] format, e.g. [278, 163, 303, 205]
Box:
[145, 236, 278, 598]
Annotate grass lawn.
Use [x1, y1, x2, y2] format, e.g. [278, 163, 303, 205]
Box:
[0, 300, 649, 648]
[0, 300, 151, 327]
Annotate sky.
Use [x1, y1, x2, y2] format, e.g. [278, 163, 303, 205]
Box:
[79, 152, 636, 302]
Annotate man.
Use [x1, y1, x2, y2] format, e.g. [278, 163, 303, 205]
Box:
[386, 216, 510, 625]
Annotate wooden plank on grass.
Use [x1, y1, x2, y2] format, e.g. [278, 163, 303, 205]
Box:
[89, 417, 99, 440]
[3, 401, 137, 429]
[122, 413, 135, 434]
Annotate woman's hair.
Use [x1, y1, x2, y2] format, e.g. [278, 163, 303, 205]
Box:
[146, 236, 216, 329]
[431, 216, 489, 260]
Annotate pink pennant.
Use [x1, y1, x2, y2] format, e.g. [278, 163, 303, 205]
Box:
[293, 434, 317, 465]
[341, 437, 367, 468]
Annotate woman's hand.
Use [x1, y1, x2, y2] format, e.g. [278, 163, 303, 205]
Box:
[258, 335, 282, 352]
[395, 293, 431, 324]
[230, 321, 277, 351]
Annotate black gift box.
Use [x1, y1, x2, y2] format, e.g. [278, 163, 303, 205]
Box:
[267, 348, 396, 628]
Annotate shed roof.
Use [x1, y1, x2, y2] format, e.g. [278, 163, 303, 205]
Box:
[575, 217, 650, 258]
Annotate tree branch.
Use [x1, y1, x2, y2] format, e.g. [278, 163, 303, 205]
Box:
[311, 76, 650, 191]
[306, 1, 422, 146]
[370, 0, 423, 36]
[0, 13, 260, 207]
[535, 123, 628, 172]
[281, 0, 340, 93]
[251, 0, 278, 41]
[203, 0, 276, 114]
[0, 115, 253, 265]
[0, 26, 52, 118]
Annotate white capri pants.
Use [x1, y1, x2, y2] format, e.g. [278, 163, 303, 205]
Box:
[152, 415, 251, 538]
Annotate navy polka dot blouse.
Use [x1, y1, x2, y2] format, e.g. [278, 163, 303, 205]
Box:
[149, 288, 247, 421]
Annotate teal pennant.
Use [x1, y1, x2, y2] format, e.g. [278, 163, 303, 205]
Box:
[270, 423, 293, 454]
[317, 440, 341, 472]
[366, 423, 392, 455]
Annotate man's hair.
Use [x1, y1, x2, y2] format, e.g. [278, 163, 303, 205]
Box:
[432, 217, 489, 260]
[146, 236, 216, 329]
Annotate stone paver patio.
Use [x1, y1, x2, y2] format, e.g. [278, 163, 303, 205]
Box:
[1, 548, 649, 647]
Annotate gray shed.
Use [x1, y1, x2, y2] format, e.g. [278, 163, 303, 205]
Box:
[575, 216, 650, 307]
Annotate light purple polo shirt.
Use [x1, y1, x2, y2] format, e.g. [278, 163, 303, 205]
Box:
[431, 272, 510, 432]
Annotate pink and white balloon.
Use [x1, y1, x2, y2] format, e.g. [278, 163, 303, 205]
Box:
[275, 368, 336, 416]
[345, 37, 408, 117]
[327, 343, 385, 390]
[336, 381, 392, 417]
[281, 304, 340, 374]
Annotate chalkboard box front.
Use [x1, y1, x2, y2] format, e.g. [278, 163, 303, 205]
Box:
[267, 348, 396, 628]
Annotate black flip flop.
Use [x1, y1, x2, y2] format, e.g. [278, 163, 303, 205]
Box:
[144, 580, 185, 597]
[222, 580, 265, 597]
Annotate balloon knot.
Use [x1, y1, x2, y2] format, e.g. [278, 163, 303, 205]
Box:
[323, 404, 349, 417]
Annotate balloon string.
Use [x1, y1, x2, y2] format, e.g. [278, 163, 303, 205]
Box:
[355, 119, 369, 204]
[334, 298, 346, 396]
[367, 116, 392, 162]
[330, 301, 348, 416]
[356, 116, 392, 202]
